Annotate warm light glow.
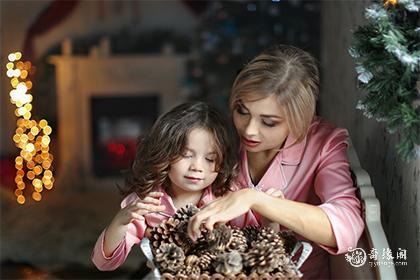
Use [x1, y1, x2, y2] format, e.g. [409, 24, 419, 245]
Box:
[8, 53, 16, 62]
[6, 51, 55, 204]
[17, 195, 25, 204]
[32, 192, 42, 201]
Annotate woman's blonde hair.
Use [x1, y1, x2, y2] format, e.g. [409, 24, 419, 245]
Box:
[229, 45, 319, 143]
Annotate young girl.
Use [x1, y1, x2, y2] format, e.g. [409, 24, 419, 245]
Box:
[188, 45, 365, 279]
[91, 101, 254, 271]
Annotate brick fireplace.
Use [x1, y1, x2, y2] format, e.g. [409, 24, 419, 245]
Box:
[49, 44, 186, 190]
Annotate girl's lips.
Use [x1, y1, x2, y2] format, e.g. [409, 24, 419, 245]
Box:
[185, 176, 203, 183]
[242, 137, 261, 147]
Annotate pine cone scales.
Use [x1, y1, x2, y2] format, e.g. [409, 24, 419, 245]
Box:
[197, 250, 218, 271]
[149, 205, 302, 278]
[155, 243, 185, 273]
[214, 250, 243, 276]
[279, 230, 298, 254]
[174, 204, 199, 220]
[227, 228, 248, 252]
[243, 242, 284, 274]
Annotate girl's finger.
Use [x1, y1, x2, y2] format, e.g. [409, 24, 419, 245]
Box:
[148, 192, 164, 198]
[141, 196, 161, 205]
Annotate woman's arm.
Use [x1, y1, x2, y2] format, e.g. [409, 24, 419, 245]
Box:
[188, 189, 337, 248]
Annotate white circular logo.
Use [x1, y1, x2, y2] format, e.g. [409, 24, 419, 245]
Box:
[345, 247, 367, 267]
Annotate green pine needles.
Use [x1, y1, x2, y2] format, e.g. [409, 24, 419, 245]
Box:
[349, 0, 420, 161]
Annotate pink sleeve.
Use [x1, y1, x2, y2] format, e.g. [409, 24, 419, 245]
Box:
[91, 194, 147, 271]
[314, 128, 364, 255]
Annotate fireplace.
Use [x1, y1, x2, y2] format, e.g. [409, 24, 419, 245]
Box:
[91, 95, 159, 176]
[50, 43, 186, 189]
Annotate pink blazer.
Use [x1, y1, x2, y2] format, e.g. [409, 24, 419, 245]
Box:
[236, 117, 364, 279]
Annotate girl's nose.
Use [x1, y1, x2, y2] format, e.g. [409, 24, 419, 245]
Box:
[189, 158, 203, 172]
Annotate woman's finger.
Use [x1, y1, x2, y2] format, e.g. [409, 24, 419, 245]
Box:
[188, 210, 214, 240]
[265, 188, 276, 195]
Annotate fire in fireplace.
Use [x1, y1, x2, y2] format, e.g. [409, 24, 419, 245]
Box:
[91, 95, 159, 176]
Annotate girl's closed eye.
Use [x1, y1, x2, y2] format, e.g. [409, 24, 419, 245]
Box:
[236, 104, 249, 115]
[183, 152, 193, 158]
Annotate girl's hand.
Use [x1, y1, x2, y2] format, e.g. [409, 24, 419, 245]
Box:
[110, 192, 166, 227]
[187, 189, 256, 241]
[104, 192, 165, 256]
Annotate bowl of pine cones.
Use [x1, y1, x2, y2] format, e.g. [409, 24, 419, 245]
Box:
[140, 205, 312, 279]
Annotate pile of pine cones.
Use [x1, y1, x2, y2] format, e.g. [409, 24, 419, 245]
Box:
[149, 205, 302, 279]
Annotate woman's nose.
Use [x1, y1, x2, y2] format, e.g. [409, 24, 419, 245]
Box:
[244, 118, 258, 136]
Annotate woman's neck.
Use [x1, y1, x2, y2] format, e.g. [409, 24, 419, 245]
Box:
[167, 185, 204, 210]
[247, 149, 279, 185]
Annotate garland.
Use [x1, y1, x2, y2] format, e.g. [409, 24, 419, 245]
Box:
[349, 0, 420, 161]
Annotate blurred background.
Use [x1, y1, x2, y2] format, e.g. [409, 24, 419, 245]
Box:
[0, 0, 418, 279]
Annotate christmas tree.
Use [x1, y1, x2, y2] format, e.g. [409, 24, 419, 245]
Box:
[350, 0, 420, 161]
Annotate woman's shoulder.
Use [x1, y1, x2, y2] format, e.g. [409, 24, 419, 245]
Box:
[309, 117, 349, 141]
[306, 117, 349, 153]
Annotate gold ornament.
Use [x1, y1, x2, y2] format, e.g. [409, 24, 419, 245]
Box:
[384, 0, 397, 7]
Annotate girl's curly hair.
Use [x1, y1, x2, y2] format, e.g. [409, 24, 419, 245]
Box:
[122, 101, 239, 198]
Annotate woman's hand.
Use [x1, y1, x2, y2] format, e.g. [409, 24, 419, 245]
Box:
[187, 189, 257, 241]
[260, 188, 284, 231]
[104, 192, 165, 256]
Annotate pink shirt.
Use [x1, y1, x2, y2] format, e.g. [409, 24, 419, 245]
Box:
[236, 117, 364, 279]
[91, 185, 258, 271]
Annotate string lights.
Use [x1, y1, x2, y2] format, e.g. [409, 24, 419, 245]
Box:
[6, 52, 54, 204]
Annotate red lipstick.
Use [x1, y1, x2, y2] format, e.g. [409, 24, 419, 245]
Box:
[242, 137, 261, 148]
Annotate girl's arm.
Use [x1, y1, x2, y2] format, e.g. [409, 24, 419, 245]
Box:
[188, 189, 336, 247]
[92, 192, 165, 271]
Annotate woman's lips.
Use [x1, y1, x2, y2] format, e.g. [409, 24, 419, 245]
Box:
[242, 137, 261, 147]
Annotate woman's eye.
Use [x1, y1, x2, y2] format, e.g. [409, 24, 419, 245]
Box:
[262, 120, 278, 127]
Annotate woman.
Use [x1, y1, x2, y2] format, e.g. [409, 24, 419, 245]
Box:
[188, 45, 364, 279]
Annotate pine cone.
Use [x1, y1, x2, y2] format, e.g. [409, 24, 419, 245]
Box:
[213, 250, 243, 276]
[150, 217, 181, 250]
[197, 250, 218, 272]
[174, 220, 194, 252]
[278, 230, 297, 254]
[174, 204, 199, 221]
[275, 254, 302, 278]
[242, 225, 259, 247]
[256, 227, 286, 255]
[155, 243, 185, 273]
[243, 241, 283, 274]
[193, 224, 232, 253]
[227, 228, 248, 252]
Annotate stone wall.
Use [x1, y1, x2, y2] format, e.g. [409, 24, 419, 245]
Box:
[320, 1, 419, 279]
